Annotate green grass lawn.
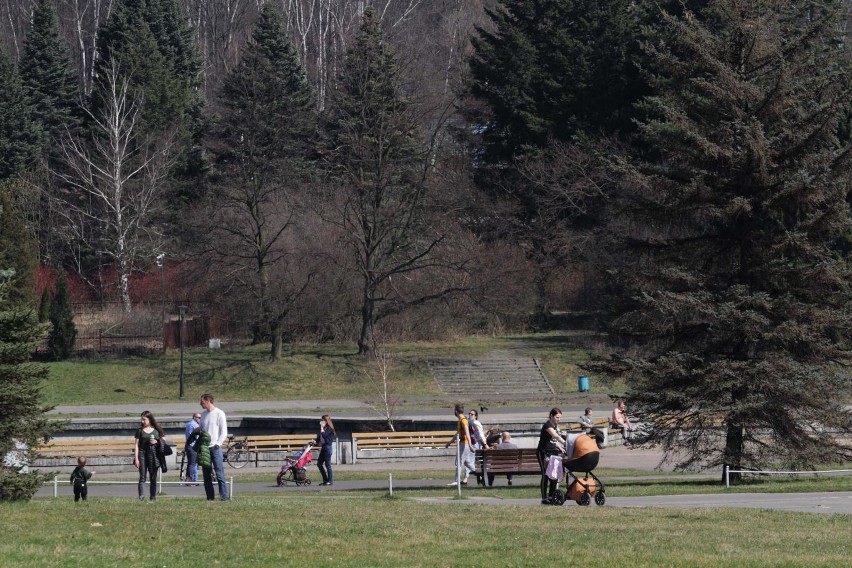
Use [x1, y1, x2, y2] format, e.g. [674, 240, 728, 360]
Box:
[3, 491, 850, 567]
[41, 331, 608, 406]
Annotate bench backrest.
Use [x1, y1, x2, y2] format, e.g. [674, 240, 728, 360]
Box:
[353, 430, 456, 449]
[243, 434, 317, 453]
[36, 439, 133, 457]
[474, 448, 541, 474]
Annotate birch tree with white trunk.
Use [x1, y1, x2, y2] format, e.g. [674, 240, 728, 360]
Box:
[54, 60, 176, 311]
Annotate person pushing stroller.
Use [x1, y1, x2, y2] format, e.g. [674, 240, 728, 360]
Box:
[545, 431, 606, 506]
[277, 440, 315, 486]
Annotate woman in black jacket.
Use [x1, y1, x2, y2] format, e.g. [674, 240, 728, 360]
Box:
[316, 415, 336, 486]
[134, 410, 167, 501]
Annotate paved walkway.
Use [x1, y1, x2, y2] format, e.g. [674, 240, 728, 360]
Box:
[37, 470, 852, 515]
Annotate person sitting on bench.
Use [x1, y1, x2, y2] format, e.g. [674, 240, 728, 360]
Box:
[610, 400, 635, 441]
[487, 431, 518, 486]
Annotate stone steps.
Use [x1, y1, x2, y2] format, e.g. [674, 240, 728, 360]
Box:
[428, 357, 555, 398]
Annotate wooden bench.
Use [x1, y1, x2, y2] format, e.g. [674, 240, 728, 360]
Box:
[36, 438, 134, 459]
[474, 448, 543, 486]
[352, 430, 456, 450]
[242, 434, 317, 454]
[175, 434, 320, 467]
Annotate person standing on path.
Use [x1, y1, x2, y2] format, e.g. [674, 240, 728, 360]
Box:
[537, 407, 566, 504]
[183, 413, 201, 485]
[134, 410, 166, 501]
[468, 409, 488, 485]
[316, 415, 336, 486]
[445, 403, 475, 485]
[200, 393, 229, 501]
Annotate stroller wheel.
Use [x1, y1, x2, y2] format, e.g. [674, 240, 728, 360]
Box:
[551, 490, 565, 506]
[578, 492, 591, 506]
[594, 491, 606, 506]
[276, 472, 285, 486]
[304, 479, 311, 485]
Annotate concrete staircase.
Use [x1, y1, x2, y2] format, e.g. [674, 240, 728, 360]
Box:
[427, 356, 555, 399]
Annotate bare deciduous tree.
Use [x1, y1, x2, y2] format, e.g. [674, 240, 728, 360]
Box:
[53, 60, 176, 311]
[362, 340, 399, 431]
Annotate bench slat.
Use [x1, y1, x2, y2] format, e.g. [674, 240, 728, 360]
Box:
[474, 449, 545, 476]
[354, 431, 455, 450]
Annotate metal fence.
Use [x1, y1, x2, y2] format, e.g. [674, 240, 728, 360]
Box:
[38, 302, 218, 356]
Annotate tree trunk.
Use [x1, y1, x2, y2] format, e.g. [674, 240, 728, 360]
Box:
[358, 290, 374, 356]
[722, 421, 744, 485]
[271, 318, 283, 361]
[117, 237, 132, 313]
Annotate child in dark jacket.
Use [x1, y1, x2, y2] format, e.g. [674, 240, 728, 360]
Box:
[70, 456, 95, 502]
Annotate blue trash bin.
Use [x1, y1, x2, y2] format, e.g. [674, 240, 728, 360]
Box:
[578, 375, 590, 392]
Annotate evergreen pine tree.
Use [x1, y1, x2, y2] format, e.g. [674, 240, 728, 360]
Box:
[37, 288, 51, 323]
[18, 0, 82, 159]
[601, 1, 852, 477]
[94, 0, 205, 180]
[47, 268, 76, 360]
[324, 6, 444, 355]
[469, 0, 645, 166]
[0, 266, 54, 501]
[0, 49, 42, 181]
[0, 186, 37, 305]
[467, 0, 649, 322]
[205, 1, 316, 360]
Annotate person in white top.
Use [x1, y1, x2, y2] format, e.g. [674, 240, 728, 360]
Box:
[200, 393, 229, 501]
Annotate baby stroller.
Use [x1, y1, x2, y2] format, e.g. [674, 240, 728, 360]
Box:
[551, 433, 605, 506]
[276, 441, 314, 487]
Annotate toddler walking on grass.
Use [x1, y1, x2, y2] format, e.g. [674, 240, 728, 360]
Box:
[70, 456, 95, 502]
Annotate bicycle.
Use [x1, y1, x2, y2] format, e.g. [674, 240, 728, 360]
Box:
[222, 435, 252, 469]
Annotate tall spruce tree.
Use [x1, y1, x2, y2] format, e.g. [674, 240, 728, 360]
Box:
[37, 288, 51, 323]
[0, 265, 55, 501]
[0, 49, 42, 182]
[467, 0, 648, 321]
[18, 0, 82, 159]
[469, 0, 645, 166]
[47, 268, 76, 360]
[601, 1, 852, 478]
[324, 6, 453, 355]
[94, 0, 205, 180]
[204, 2, 316, 361]
[0, 188, 37, 306]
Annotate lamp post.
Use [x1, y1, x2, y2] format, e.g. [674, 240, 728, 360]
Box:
[156, 254, 165, 353]
[179, 304, 188, 399]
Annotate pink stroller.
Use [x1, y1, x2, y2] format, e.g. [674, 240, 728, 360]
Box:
[276, 441, 314, 486]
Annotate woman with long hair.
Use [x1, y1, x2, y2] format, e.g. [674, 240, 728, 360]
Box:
[317, 414, 336, 486]
[536, 407, 565, 504]
[133, 410, 167, 501]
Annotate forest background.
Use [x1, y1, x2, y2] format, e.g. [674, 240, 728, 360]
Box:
[1, 0, 600, 359]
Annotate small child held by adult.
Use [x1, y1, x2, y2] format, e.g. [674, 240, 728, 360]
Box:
[70, 456, 95, 502]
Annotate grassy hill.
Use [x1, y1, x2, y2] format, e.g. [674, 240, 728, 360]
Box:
[40, 331, 623, 406]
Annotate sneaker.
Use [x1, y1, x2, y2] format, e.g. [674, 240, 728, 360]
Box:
[448, 481, 459, 486]
[541, 498, 553, 505]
